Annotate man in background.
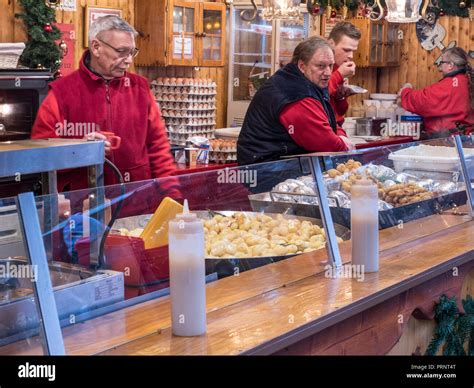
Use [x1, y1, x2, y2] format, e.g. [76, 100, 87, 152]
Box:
[328, 22, 361, 126]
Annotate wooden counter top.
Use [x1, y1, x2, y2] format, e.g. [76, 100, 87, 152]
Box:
[1, 210, 473, 355]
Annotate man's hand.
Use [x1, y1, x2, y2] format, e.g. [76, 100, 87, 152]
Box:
[85, 131, 112, 156]
[337, 61, 356, 78]
[340, 135, 356, 151]
[397, 83, 413, 96]
[334, 84, 353, 100]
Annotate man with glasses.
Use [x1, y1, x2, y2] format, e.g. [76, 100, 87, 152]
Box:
[32, 15, 176, 191]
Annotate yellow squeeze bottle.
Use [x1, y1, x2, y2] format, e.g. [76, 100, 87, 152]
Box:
[140, 197, 184, 249]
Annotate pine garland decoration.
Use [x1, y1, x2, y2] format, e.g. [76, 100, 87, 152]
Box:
[15, 0, 62, 71]
[425, 295, 474, 356]
[313, 0, 470, 17]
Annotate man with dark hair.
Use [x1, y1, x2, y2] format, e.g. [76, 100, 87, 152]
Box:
[328, 22, 361, 126]
[237, 37, 354, 166]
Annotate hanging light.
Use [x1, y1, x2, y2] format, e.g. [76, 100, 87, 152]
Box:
[386, 0, 423, 23]
[262, 0, 301, 21]
[45, 0, 62, 9]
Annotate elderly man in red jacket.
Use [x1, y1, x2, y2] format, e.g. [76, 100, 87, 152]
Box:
[32, 15, 176, 191]
[327, 22, 361, 126]
[399, 47, 474, 138]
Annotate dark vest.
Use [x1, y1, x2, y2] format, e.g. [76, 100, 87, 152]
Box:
[237, 63, 337, 165]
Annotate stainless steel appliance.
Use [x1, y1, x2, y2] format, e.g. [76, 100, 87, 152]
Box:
[0, 69, 53, 198]
[0, 69, 52, 141]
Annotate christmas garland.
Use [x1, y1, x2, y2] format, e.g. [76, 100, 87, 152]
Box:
[425, 295, 474, 356]
[15, 0, 62, 72]
[312, 0, 470, 18]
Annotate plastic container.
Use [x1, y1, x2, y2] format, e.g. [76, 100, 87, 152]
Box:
[169, 200, 206, 336]
[388, 144, 474, 173]
[351, 179, 379, 273]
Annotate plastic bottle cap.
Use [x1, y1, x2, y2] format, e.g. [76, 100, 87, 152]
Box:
[176, 199, 197, 220]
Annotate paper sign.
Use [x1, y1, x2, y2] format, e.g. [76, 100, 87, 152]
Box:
[60, 0, 76, 11]
[173, 36, 193, 56]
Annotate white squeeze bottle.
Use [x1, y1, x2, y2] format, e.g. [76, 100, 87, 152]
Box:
[168, 199, 206, 336]
[351, 179, 379, 273]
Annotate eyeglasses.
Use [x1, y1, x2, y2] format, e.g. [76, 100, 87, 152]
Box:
[97, 38, 139, 58]
[437, 61, 451, 66]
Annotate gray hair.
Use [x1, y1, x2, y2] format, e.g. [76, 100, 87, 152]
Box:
[291, 37, 333, 65]
[88, 15, 137, 46]
[442, 47, 469, 69]
[442, 47, 474, 109]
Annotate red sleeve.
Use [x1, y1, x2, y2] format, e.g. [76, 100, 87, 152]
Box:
[329, 68, 344, 96]
[336, 126, 347, 137]
[329, 69, 349, 119]
[279, 97, 348, 152]
[146, 90, 176, 178]
[400, 79, 452, 117]
[31, 91, 62, 139]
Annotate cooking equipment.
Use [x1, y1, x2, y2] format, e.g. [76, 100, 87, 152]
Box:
[0, 257, 124, 343]
[248, 190, 468, 230]
[112, 211, 351, 278]
[355, 118, 373, 136]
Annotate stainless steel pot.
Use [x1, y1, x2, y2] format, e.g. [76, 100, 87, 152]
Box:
[355, 118, 373, 136]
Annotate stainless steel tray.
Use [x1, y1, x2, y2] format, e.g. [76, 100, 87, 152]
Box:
[113, 211, 350, 279]
[249, 190, 468, 230]
[0, 257, 124, 342]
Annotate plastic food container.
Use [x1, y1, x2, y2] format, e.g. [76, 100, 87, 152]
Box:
[388, 145, 474, 173]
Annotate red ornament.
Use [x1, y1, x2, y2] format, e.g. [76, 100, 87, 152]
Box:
[331, 10, 337, 18]
[439, 8, 445, 16]
[44, 23, 53, 32]
[311, 6, 321, 15]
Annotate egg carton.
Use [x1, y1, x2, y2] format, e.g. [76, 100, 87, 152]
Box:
[158, 102, 216, 111]
[155, 96, 216, 103]
[166, 128, 215, 134]
[210, 152, 237, 164]
[153, 77, 217, 88]
[161, 111, 215, 119]
[163, 118, 216, 126]
[151, 86, 216, 96]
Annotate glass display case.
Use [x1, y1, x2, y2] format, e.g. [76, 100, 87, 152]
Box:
[227, 5, 310, 126]
[0, 136, 472, 355]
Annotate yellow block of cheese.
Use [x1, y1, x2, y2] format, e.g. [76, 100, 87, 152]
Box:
[140, 197, 183, 249]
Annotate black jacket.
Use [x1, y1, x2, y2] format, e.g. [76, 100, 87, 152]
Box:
[237, 63, 337, 165]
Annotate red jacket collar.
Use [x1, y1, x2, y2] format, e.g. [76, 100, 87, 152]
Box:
[79, 50, 128, 84]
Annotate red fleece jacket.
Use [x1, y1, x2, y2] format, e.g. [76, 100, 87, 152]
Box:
[279, 97, 349, 152]
[329, 64, 349, 126]
[401, 73, 473, 134]
[31, 51, 177, 192]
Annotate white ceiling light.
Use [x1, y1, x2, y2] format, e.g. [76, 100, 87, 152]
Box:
[386, 0, 423, 23]
[262, 0, 301, 21]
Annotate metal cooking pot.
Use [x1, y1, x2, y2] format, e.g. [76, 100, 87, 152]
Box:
[355, 118, 373, 136]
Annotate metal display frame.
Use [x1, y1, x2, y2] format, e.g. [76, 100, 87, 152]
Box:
[17, 192, 65, 355]
[301, 137, 474, 269]
[0, 139, 105, 265]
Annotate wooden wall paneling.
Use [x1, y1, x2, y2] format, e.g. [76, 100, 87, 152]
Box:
[13, 0, 27, 42]
[458, 16, 470, 53]
[1, 0, 15, 42]
[406, 23, 419, 90]
[396, 24, 409, 90]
